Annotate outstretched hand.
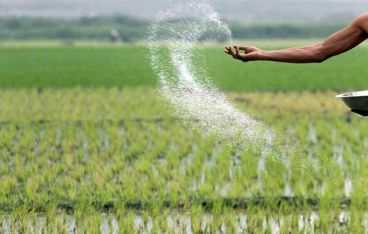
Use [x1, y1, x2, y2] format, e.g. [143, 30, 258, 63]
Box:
[225, 46, 262, 62]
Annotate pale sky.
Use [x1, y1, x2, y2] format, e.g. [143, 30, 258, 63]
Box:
[0, 0, 367, 21]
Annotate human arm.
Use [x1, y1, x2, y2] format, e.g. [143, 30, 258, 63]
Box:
[225, 13, 368, 63]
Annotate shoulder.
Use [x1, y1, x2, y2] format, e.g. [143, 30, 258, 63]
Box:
[352, 12, 368, 32]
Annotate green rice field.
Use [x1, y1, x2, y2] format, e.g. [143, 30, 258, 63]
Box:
[1, 41, 368, 232]
[0, 40, 367, 91]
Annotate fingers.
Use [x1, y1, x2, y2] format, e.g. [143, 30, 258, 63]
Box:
[225, 45, 260, 62]
[239, 46, 249, 52]
[234, 46, 240, 57]
[225, 46, 250, 62]
[234, 46, 248, 61]
[224, 46, 230, 54]
[224, 47, 230, 56]
[225, 46, 236, 58]
[229, 45, 249, 55]
[240, 46, 259, 53]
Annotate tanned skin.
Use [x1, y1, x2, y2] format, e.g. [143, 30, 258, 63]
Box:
[225, 13, 368, 63]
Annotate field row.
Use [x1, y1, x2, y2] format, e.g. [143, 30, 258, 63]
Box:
[2, 210, 368, 234]
[0, 89, 350, 122]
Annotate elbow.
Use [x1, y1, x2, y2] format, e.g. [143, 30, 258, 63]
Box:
[353, 13, 368, 33]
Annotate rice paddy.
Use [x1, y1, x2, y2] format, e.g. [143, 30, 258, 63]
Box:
[1, 42, 368, 232]
[0, 88, 368, 232]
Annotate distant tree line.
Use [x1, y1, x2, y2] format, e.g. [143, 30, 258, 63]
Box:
[0, 16, 147, 42]
[0, 16, 348, 41]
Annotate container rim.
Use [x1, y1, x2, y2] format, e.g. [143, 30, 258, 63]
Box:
[336, 90, 368, 98]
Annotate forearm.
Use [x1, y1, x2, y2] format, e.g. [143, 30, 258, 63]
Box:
[258, 45, 325, 63]
[258, 25, 367, 63]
